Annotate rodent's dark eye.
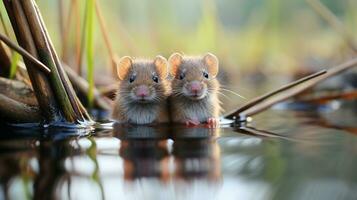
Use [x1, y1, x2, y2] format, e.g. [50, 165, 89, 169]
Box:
[152, 75, 159, 83]
[179, 72, 185, 80]
[129, 74, 136, 83]
[203, 71, 209, 79]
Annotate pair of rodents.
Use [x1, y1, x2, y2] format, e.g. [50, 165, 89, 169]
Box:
[111, 53, 221, 126]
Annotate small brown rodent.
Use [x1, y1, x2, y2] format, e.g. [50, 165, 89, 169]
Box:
[168, 52, 221, 126]
[111, 56, 171, 124]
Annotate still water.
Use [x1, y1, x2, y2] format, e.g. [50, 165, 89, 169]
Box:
[0, 101, 357, 200]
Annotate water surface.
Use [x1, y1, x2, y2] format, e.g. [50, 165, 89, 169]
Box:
[1, 101, 357, 200]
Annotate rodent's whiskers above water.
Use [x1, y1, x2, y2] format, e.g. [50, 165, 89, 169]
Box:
[219, 88, 246, 99]
[216, 91, 231, 100]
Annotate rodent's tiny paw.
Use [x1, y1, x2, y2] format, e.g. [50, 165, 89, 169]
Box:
[185, 119, 200, 126]
[206, 117, 219, 128]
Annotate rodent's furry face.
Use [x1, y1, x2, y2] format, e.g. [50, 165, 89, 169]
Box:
[116, 57, 170, 104]
[169, 53, 220, 101]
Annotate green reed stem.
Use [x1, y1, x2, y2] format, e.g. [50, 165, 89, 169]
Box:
[85, 0, 95, 108]
[9, 51, 19, 79]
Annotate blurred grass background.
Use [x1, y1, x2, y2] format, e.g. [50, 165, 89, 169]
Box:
[1, 0, 357, 112]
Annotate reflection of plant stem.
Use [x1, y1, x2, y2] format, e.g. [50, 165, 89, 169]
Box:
[20, 157, 32, 200]
[87, 137, 105, 200]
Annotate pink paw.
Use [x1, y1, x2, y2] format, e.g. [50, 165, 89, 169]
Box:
[206, 117, 219, 128]
[185, 119, 200, 126]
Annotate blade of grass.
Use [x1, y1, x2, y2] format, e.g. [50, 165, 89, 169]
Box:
[86, 0, 95, 108]
[0, 11, 10, 37]
[1, 6, 17, 78]
[9, 51, 20, 79]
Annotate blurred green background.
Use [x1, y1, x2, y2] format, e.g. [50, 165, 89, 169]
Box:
[1, 0, 357, 111]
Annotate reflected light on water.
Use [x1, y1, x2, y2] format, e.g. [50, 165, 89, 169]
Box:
[1, 107, 357, 199]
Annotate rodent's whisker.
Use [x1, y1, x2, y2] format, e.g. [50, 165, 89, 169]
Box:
[219, 88, 246, 99]
[220, 85, 255, 95]
[216, 91, 231, 100]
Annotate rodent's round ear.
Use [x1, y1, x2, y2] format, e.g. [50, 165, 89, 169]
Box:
[203, 53, 219, 78]
[168, 53, 183, 77]
[117, 56, 133, 80]
[154, 55, 168, 78]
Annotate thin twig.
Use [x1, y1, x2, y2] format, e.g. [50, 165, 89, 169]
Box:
[0, 32, 51, 73]
[225, 70, 326, 118]
[229, 58, 357, 118]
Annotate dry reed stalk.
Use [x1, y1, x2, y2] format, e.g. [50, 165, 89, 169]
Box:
[0, 32, 51, 73]
[95, 1, 119, 76]
[3, 0, 61, 121]
[225, 70, 326, 118]
[0, 93, 41, 123]
[3, 0, 92, 124]
[226, 58, 357, 119]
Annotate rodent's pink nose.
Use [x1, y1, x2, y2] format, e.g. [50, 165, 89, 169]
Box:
[189, 82, 202, 93]
[136, 85, 149, 97]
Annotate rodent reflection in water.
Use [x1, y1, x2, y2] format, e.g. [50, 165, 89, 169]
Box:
[114, 124, 221, 182]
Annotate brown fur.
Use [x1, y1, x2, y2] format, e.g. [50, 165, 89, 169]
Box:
[112, 56, 171, 124]
[169, 53, 221, 123]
